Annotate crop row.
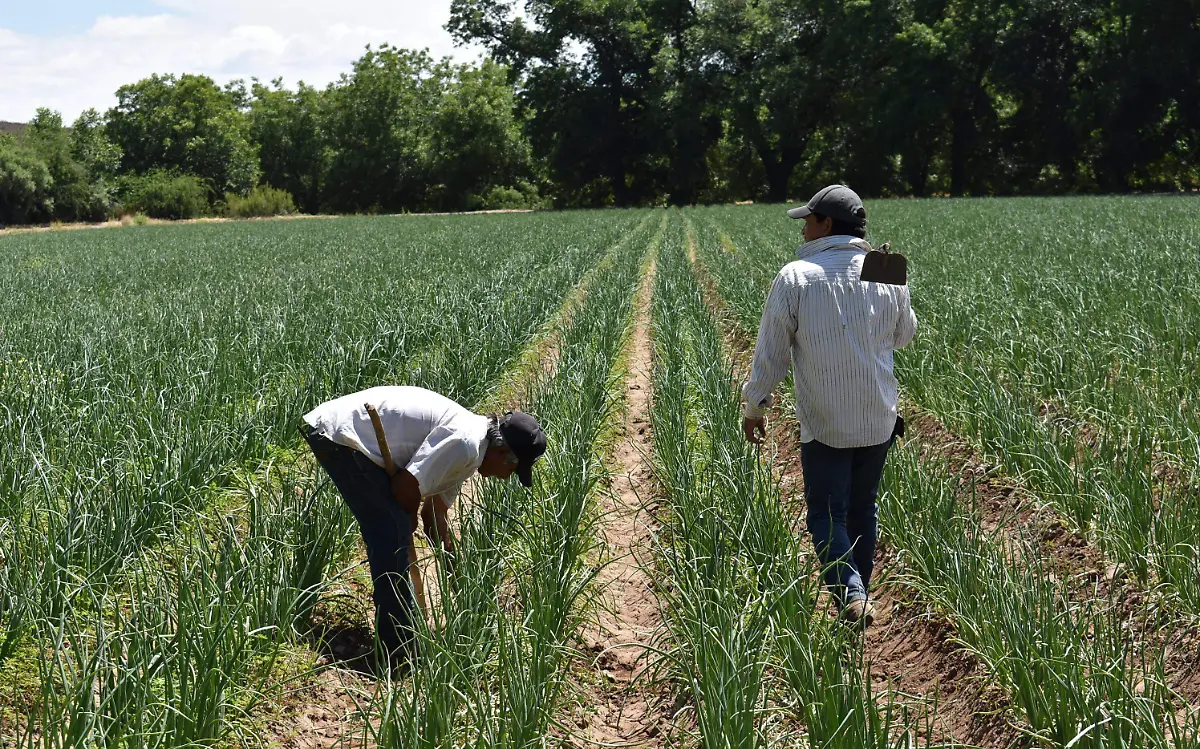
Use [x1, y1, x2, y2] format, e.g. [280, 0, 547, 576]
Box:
[684, 199, 1200, 745]
[0, 211, 645, 743]
[685, 198, 1200, 611]
[362, 213, 658, 746]
[883, 446, 1199, 747]
[650, 212, 931, 747]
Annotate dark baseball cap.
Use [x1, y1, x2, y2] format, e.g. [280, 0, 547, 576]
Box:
[786, 184, 867, 227]
[499, 411, 548, 487]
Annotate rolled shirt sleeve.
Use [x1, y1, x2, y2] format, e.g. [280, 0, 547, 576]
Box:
[742, 271, 799, 419]
[405, 426, 476, 498]
[437, 483, 464, 509]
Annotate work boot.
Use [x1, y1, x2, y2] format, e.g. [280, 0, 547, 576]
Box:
[841, 598, 876, 629]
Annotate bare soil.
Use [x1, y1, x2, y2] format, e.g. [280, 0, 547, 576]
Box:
[569, 258, 671, 746]
[256, 566, 378, 748]
[0, 213, 343, 236]
[260, 664, 372, 749]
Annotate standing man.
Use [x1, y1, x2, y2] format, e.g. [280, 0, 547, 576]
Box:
[301, 385, 547, 658]
[741, 185, 916, 627]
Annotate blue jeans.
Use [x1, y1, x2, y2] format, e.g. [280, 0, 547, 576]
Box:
[800, 438, 893, 604]
[302, 426, 416, 656]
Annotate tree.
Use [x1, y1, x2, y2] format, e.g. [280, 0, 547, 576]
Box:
[23, 108, 118, 222]
[449, 0, 677, 206]
[249, 79, 329, 213]
[71, 109, 122, 185]
[697, 0, 898, 202]
[106, 74, 260, 197]
[322, 46, 446, 213]
[0, 136, 54, 225]
[430, 59, 539, 210]
[1075, 0, 1200, 191]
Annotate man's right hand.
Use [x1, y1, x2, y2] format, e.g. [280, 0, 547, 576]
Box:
[389, 469, 423, 517]
[743, 416, 767, 444]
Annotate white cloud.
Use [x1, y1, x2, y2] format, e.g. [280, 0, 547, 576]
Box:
[0, 1, 484, 122]
[88, 14, 183, 39]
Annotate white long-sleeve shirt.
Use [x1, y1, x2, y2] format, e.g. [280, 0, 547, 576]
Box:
[741, 235, 917, 448]
[303, 386, 490, 507]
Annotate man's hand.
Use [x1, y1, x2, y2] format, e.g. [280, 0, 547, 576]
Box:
[743, 416, 767, 444]
[389, 469, 422, 516]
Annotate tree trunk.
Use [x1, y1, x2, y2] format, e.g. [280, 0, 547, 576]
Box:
[762, 156, 789, 203]
[950, 105, 973, 196]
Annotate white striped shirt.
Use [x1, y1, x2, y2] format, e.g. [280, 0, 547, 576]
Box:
[741, 235, 917, 448]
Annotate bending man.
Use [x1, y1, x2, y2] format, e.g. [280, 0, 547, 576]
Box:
[302, 385, 547, 657]
[741, 185, 916, 627]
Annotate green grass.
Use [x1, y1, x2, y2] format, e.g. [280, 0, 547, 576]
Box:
[0, 210, 642, 746]
[687, 196, 1200, 745]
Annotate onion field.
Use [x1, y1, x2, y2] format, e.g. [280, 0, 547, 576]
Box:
[1, 199, 1198, 748]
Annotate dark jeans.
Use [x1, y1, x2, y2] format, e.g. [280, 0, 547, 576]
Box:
[302, 425, 416, 655]
[800, 437, 893, 604]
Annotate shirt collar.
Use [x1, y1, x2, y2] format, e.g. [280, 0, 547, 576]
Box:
[796, 235, 869, 260]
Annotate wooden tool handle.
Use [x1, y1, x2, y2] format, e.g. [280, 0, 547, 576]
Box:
[366, 403, 429, 614]
[364, 403, 397, 476]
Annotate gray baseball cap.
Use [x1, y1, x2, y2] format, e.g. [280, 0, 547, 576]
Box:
[786, 184, 867, 227]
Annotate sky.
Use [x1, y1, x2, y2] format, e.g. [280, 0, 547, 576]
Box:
[0, 0, 484, 122]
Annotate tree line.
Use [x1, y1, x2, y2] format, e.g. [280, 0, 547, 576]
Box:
[2, 0, 1197, 224]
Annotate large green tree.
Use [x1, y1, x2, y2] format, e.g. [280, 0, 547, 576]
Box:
[106, 74, 260, 197]
[449, 0, 684, 206]
[1076, 0, 1200, 191]
[697, 0, 899, 202]
[23, 108, 120, 221]
[429, 59, 540, 211]
[249, 79, 329, 213]
[0, 135, 54, 225]
[321, 46, 446, 212]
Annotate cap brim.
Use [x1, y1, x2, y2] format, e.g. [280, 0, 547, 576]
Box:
[516, 462, 534, 487]
[786, 206, 811, 219]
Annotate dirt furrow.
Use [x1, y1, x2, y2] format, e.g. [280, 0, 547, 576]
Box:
[569, 256, 670, 746]
[481, 212, 657, 414]
[905, 409, 1200, 708]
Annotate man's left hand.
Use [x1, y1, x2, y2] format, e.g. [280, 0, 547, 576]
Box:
[743, 416, 767, 444]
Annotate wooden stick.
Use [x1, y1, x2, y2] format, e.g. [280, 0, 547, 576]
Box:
[364, 403, 428, 616]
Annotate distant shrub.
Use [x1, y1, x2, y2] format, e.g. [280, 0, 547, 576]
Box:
[225, 185, 297, 218]
[470, 182, 542, 211]
[120, 171, 210, 220]
[120, 213, 149, 226]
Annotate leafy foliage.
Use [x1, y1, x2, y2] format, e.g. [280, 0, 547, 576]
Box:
[106, 73, 261, 197]
[5, 0, 1200, 218]
[119, 169, 210, 219]
[0, 135, 54, 225]
[224, 185, 297, 218]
